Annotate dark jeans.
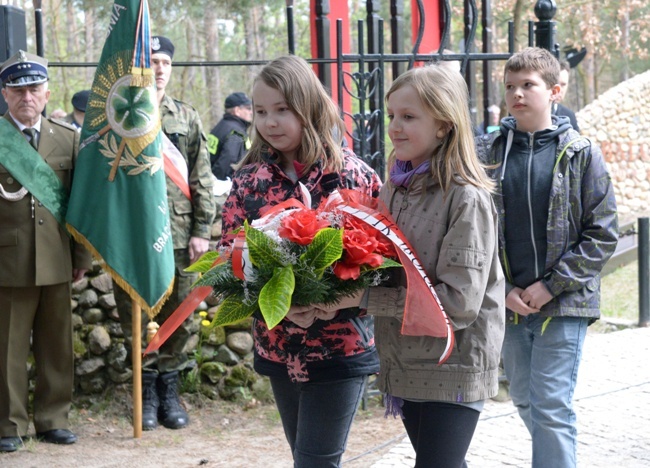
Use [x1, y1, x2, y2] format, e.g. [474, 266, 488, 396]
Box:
[401, 400, 480, 468]
[270, 375, 367, 468]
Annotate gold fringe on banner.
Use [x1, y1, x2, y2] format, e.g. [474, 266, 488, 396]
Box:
[129, 67, 154, 88]
[66, 223, 174, 320]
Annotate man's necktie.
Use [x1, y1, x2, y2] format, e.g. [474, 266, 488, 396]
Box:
[23, 128, 39, 150]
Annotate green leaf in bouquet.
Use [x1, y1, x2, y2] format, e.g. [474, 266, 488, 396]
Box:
[359, 257, 402, 274]
[300, 228, 343, 276]
[376, 258, 402, 270]
[191, 261, 233, 288]
[209, 296, 259, 328]
[245, 221, 285, 269]
[259, 265, 295, 329]
[184, 250, 222, 273]
[291, 263, 331, 305]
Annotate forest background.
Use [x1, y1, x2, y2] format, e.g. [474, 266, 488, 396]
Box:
[6, 0, 650, 134]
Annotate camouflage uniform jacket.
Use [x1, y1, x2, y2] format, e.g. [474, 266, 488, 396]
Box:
[160, 95, 216, 249]
[476, 123, 618, 320]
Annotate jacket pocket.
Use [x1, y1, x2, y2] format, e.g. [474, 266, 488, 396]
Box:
[447, 247, 486, 270]
[48, 156, 73, 185]
[164, 127, 189, 157]
[557, 276, 601, 312]
[170, 197, 193, 242]
[398, 334, 450, 364]
[49, 158, 73, 171]
[172, 197, 193, 215]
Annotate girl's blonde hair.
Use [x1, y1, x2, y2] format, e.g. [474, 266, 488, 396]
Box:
[386, 63, 494, 193]
[241, 55, 345, 172]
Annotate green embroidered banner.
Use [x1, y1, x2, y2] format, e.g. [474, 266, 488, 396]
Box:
[65, 0, 174, 317]
[0, 118, 68, 226]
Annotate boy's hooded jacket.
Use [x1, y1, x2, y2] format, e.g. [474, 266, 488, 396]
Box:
[476, 115, 619, 321]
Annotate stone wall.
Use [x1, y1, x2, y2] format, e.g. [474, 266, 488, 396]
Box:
[577, 70, 650, 221]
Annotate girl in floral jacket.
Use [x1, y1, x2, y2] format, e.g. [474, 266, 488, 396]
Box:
[219, 55, 381, 468]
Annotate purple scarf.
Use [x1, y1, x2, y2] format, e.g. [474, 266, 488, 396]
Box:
[389, 160, 431, 187]
[384, 394, 405, 419]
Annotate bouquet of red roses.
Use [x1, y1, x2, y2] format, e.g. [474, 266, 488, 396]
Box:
[146, 188, 455, 364]
[189, 193, 401, 330]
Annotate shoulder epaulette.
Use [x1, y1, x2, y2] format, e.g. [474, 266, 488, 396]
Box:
[48, 118, 77, 132]
[172, 97, 198, 113]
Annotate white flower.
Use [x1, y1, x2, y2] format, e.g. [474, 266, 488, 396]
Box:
[251, 209, 297, 244]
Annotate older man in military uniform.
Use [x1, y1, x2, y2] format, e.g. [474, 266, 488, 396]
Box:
[113, 36, 216, 431]
[0, 51, 91, 452]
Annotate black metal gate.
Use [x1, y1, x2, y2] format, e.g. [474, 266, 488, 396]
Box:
[309, 0, 561, 180]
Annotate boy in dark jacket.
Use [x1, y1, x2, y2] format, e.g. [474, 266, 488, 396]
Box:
[476, 47, 618, 468]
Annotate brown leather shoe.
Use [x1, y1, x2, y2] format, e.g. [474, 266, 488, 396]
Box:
[36, 429, 77, 445]
[0, 436, 24, 452]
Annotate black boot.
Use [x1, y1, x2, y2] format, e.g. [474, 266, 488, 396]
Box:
[157, 371, 189, 429]
[142, 371, 159, 431]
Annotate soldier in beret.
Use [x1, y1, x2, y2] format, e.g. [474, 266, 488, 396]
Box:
[0, 50, 92, 452]
[63, 89, 90, 130]
[49, 89, 89, 130]
[113, 36, 216, 432]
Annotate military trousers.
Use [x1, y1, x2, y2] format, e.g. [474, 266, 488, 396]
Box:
[0, 282, 73, 436]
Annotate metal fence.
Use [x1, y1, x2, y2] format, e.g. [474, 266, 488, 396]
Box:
[313, 0, 559, 180]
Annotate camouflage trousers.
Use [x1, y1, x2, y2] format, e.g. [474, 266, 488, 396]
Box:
[115, 249, 197, 374]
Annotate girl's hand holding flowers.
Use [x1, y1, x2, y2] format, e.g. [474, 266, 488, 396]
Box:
[286, 305, 319, 328]
[311, 289, 366, 322]
[314, 309, 339, 322]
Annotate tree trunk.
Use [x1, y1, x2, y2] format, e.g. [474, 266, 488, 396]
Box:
[84, 2, 96, 84]
[180, 18, 197, 104]
[620, 2, 630, 82]
[512, 0, 525, 49]
[204, 8, 221, 129]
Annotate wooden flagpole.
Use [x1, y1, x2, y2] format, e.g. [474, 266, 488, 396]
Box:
[132, 302, 143, 438]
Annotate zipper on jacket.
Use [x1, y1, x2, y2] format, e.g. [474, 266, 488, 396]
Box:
[350, 316, 372, 345]
[526, 133, 540, 279]
[389, 186, 407, 223]
[497, 133, 515, 286]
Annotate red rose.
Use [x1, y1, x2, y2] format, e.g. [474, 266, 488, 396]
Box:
[344, 215, 397, 258]
[333, 261, 361, 280]
[278, 209, 330, 245]
[343, 214, 366, 232]
[333, 228, 384, 280]
[342, 229, 383, 267]
[374, 235, 397, 258]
